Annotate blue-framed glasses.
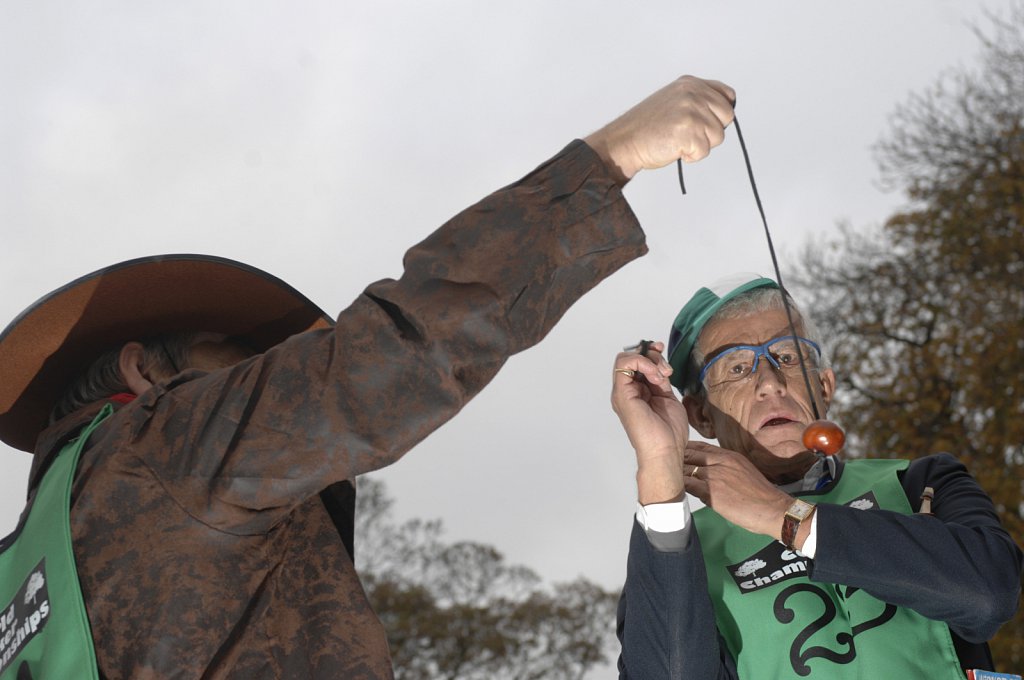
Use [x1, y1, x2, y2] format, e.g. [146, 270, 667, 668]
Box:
[699, 335, 822, 390]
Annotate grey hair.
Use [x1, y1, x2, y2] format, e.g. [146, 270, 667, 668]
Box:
[685, 287, 829, 396]
[50, 332, 196, 423]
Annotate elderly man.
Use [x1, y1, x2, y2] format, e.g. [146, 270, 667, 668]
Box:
[0, 76, 736, 679]
[612, 275, 1022, 679]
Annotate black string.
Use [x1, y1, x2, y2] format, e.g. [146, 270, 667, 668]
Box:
[678, 115, 821, 420]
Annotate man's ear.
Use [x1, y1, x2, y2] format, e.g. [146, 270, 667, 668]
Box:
[818, 368, 836, 415]
[118, 342, 154, 396]
[683, 394, 716, 439]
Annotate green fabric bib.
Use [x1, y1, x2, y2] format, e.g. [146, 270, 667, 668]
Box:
[693, 458, 963, 679]
[0, 405, 110, 680]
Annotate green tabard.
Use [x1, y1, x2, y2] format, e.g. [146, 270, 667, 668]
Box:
[692, 458, 963, 679]
[0, 405, 110, 679]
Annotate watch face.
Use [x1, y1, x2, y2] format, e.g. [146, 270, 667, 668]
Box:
[788, 500, 814, 520]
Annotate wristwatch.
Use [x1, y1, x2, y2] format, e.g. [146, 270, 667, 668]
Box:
[781, 499, 816, 550]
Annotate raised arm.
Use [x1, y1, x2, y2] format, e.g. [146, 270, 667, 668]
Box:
[131, 75, 738, 533]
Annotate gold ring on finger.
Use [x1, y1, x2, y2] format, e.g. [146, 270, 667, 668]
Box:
[614, 368, 636, 378]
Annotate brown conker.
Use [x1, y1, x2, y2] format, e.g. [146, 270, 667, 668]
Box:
[802, 419, 846, 456]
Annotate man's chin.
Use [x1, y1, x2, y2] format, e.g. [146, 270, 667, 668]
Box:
[748, 442, 818, 484]
[753, 430, 807, 459]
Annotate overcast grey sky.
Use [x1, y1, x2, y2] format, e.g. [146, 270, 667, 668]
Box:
[0, 0, 1008, 620]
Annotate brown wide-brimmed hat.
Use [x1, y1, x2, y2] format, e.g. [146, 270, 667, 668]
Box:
[0, 254, 333, 453]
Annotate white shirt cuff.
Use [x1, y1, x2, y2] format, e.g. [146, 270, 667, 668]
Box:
[798, 508, 820, 558]
[634, 498, 817, 555]
[636, 497, 691, 532]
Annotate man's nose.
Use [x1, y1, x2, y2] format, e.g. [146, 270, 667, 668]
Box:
[753, 358, 788, 397]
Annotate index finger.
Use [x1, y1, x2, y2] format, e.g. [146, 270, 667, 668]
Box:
[700, 79, 736, 107]
[611, 351, 672, 391]
[683, 440, 727, 465]
[699, 79, 736, 126]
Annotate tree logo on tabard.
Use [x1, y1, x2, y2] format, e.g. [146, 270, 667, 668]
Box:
[24, 572, 44, 606]
[734, 558, 767, 578]
[843, 492, 879, 512]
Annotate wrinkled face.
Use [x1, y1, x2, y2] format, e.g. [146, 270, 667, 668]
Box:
[685, 308, 835, 482]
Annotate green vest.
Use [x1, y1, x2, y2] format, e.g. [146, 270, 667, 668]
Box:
[693, 459, 963, 679]
[0, 406, 109, 680]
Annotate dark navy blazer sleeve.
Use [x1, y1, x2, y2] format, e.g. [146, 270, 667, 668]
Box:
[617, 518, 736, 679]
[810, 453, 1022, 643]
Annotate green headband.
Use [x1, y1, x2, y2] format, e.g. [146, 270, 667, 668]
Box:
[667, 275, 779, 392]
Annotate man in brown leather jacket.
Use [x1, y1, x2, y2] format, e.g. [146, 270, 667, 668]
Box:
[0, 75, 735, 678]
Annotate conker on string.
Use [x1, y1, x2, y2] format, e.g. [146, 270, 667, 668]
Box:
[803, 419, 846, 456]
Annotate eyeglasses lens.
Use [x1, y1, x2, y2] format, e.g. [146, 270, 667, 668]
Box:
[703, 337, 819, 388]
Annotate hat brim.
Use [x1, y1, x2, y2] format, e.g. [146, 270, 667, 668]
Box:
[0, 254, 332, 452]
